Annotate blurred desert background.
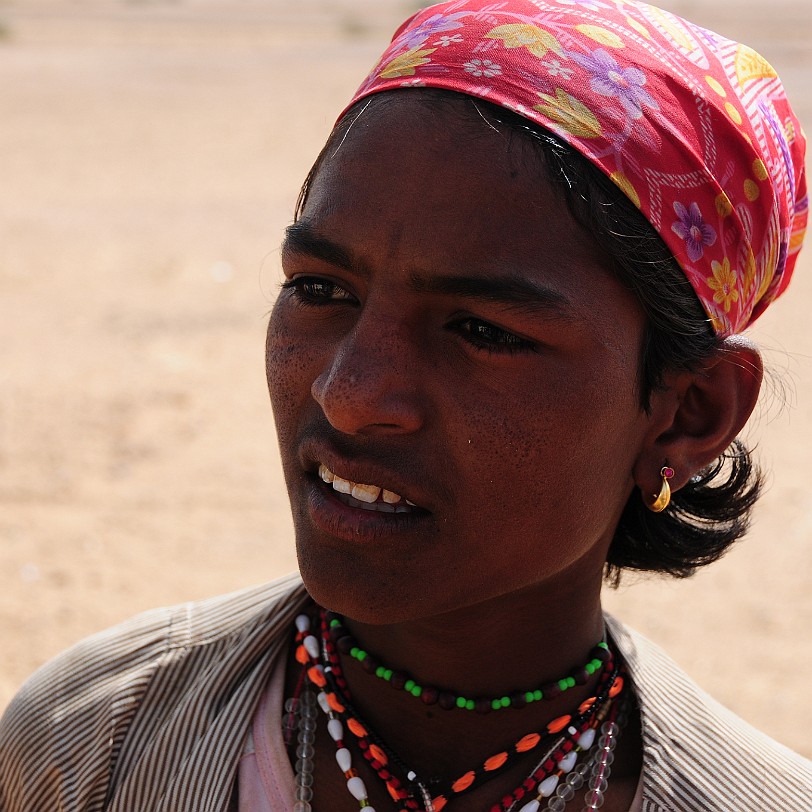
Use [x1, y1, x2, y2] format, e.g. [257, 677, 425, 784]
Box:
[1, 0, 810, 761]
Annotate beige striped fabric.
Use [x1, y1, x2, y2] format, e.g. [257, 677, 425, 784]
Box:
[1, 573, 810, 811]
[607, 619, 812, 810]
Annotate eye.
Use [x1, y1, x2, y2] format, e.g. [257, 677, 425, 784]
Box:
[454, 317, 536, 354]
[281, 276, 356, 306]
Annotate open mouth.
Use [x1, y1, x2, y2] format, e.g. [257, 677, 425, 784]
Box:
[317, 463, 419, 514]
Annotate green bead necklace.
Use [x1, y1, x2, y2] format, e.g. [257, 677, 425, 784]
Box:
[324, 610, 611, 713]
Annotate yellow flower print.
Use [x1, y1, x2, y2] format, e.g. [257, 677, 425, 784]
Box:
[610, 171, 640, 208]
[708, 312, 727, 334]
[485, 24, 563, 58]
[734, 44, 777, 88]
[740, 248, 757, 299]
[625, 16, 652, 40]
[534, 89, 602, 139]
[707, 257, 739, 313]
[575, 24, 625, 49]
[379, 47, 436, 79]
[790, 223, 806, 253]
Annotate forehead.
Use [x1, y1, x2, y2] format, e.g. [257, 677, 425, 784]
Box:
[301, 95, 612, 284]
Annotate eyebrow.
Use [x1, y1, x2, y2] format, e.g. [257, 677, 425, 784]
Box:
[408, 272, 577, 320]
[283, 221, 360, 274]
[282, 221, 578, 320]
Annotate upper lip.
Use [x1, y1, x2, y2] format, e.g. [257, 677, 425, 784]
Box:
[299, 439, 430, 511]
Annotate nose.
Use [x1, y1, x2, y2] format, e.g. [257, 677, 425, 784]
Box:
[311, 316, 425, 436]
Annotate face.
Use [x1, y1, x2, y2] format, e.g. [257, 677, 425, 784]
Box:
[267, 96, 652, 624]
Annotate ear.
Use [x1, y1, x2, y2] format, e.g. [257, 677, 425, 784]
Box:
[634, 336, 763, 500]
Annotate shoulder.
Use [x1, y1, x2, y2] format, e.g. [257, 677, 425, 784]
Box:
[607, 615, 812, 811]
[0, 572, 307, 811]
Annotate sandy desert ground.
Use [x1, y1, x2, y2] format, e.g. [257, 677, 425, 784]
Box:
[0, 0, 810, 763]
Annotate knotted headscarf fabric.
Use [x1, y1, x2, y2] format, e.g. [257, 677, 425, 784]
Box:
[341, 0, 807, 335]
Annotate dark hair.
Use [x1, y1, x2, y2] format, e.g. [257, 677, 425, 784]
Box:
[294, 90, 763, 584]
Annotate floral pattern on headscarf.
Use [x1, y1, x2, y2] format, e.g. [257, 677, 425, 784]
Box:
[340, 0, 807, 335]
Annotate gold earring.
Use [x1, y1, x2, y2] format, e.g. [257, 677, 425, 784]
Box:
[647, 466, 674, 513]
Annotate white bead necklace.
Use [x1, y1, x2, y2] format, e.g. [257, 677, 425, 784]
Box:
[288, 613, 623, 812]
[289, 613, 378, 812]
[513, 718, 621, 812]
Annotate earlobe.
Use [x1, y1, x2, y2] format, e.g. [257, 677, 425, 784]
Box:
[635, 337, 763, 498]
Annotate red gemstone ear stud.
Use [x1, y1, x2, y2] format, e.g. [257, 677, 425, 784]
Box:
[647, 466, 674, 513]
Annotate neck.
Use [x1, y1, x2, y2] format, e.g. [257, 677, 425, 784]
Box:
[287, 557, 644, 810]
[343, 574, 605, 697]
[324, 560, 608, 780]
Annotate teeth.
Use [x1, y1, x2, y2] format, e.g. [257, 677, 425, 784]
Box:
[318, 463, 415, 508]
[348, 497, 396, 513]
[352, 483, 382, 503]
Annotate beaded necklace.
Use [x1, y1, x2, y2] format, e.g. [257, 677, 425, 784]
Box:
[287, 611, 629, 812]
[285, 690, 623, 812]
[317, 610, 623, 807]
[324, 611, 611, 713]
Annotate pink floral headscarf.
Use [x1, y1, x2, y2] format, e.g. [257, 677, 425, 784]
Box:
[341, 0, 807, 335]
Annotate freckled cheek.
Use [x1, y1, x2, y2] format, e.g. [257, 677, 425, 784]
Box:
[265, 310, 326, 438]
[448, 382, 636, 522]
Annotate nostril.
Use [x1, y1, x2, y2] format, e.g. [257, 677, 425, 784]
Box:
[311, 349, 423, 436]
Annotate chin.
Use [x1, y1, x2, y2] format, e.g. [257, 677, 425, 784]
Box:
[296, 545, 443, 625]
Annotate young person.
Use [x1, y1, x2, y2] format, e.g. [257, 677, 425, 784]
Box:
[1, 1, 809, 809]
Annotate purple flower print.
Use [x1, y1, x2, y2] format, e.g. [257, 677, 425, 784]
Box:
[570, 49, 657, 119]
[396, 12, 468, 50]
[671, 202, 717, 262]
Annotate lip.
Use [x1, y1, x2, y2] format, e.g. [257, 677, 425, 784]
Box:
[306, 474, 431, 543]
[299, 440, 429, 509]
[298, 440, 433, 543]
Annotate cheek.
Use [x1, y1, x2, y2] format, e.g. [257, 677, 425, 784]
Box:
[449, 366, 642, 540]
[265, 304, 320, 443]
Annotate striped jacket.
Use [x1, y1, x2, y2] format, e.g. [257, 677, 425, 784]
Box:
[1, 572, 810, 811]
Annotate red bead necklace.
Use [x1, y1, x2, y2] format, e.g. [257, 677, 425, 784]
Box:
[291, 609, 628, 812]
